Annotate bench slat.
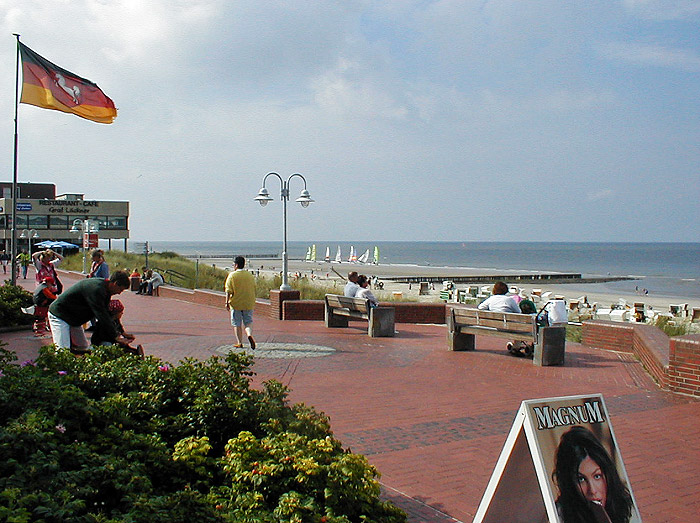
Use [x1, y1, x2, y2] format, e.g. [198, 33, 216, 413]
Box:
[458, 326, 536, 341]
[453, 307, 534, 324]
[326, 294, 370, 314]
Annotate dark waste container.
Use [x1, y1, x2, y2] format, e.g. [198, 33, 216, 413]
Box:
[130, 276, 141, 292]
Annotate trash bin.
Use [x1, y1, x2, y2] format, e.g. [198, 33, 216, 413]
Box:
[130, 276, 141, 292]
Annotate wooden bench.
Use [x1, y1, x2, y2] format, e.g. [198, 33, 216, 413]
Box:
[324, 294, 395, 337]
[446, 305, 566, 366]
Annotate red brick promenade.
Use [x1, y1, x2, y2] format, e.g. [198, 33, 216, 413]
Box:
[5, 272, 699, 522]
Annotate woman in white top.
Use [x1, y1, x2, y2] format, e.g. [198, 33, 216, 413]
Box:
[355, 274, 378, 307]
[477, 281, 521, 313]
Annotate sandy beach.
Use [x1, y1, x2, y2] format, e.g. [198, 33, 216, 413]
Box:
[200, 257, 700, 318]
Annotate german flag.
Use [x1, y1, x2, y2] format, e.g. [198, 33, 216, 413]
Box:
[19, 42, 117, 124]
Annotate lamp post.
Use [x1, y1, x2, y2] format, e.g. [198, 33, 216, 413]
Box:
[19, 228, 39, 256]
[70, 219, 100, 274]
[254, 172, 314, 291]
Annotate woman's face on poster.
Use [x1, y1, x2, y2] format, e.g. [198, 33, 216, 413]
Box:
[577, 455, 607, 507]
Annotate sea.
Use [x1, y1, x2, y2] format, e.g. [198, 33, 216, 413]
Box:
[142, 241, 700, 301]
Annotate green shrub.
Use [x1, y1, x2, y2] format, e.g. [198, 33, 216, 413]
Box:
[566, 324, 582, 343]
[0, 282, 33, 327]
[653, 316, 690, 337]
[0, 345, 405, 522]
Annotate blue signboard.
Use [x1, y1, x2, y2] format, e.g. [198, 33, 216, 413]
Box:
[16, 202, 32, 211]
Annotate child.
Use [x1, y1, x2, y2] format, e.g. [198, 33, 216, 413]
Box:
[91, 299, 144, 358]
[32, 276, 58, 337]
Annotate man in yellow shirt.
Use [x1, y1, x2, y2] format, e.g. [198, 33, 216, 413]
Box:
[224, 256, 256, 349]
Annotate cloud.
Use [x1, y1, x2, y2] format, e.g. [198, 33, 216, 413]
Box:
[622, 0, 700, 20]
[587, 189, 615, 201]
[0, 1, 698, 242]
[597, 41, 700, 72]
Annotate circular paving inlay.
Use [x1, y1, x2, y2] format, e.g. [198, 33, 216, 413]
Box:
[214, 342, 336, 359]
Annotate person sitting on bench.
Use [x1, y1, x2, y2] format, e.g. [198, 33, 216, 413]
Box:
[356, 274, 378, 307]
[477, 281, 521, 313]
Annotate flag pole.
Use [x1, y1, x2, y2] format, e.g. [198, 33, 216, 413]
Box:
[10, 34, 21, 286]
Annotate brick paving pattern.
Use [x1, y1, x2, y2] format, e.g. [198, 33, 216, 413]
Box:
[4, 271, 699, 522]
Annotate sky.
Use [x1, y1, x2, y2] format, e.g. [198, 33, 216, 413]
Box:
[1, 0, 699, 243]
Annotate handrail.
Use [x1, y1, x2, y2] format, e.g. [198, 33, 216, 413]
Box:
[152, 267, 187, 285]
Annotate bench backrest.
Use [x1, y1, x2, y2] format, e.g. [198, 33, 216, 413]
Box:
[325, 294, 371, 314]
[451, 306, 536, 336]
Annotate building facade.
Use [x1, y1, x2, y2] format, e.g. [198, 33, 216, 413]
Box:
[0, 182, 129, 252]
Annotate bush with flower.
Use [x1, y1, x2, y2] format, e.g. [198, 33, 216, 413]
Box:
[0, 343, 405, 522]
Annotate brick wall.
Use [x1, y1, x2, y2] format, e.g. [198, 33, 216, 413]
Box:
[283, 300, 325, 321]
[280, 300, 447, 324]
[269, 290, 301, 320]
[390, 302, 446, 324]
[583, 320, 700, 397]
[669, 335, 700, 397]
[633, 324, 671, 389]
[582, 321, 635, 353]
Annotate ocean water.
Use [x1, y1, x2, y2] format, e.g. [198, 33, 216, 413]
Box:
[143, 241, 700, 300]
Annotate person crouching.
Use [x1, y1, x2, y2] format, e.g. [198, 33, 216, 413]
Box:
[91, 299, 144, 358]
[33, 276, 58, 337]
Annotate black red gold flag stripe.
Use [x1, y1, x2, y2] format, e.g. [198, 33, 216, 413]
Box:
[19, 42, 117, 124]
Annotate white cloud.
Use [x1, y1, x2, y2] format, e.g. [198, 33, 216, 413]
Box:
[587, 189, 615, 201]
[0, 1, 698, 242]
[622, 0, 700, 20]
[598, 41, 700, 72]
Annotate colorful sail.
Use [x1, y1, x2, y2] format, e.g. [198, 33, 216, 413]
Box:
[311, 244, 317, 262]
[373, 246, 380, 265]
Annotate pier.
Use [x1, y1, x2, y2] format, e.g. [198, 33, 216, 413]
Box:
[382, 273, 634, 285]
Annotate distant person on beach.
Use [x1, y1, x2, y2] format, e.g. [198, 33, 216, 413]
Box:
[344, 271, 360, 297]
[48, 271, 131, 353]
[225, 256, 256, 350]
[87, 249, 109, 279]
[553, 426, 633, 523]
[477, 281, 521, 313]
[356, 274, 378, 307]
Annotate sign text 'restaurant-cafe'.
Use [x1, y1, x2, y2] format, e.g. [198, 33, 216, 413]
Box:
[38, 200, 101, 214]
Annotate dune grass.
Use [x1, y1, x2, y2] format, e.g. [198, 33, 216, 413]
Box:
[59, 251, 400, 301]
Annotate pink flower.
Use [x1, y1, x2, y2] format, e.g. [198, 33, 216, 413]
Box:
[55, 424, 66, 433]
[57, 370, 67, 376]
[158, 365, 170, 372]
[20, 360, 36, 367]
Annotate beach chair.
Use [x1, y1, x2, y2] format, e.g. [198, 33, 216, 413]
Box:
[691, 307, 700, 323]
[669, 304, 683, 317]
[595, 308, 612, 321]
[633, 303, 646, 322]
[609, 309, 629, 322]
